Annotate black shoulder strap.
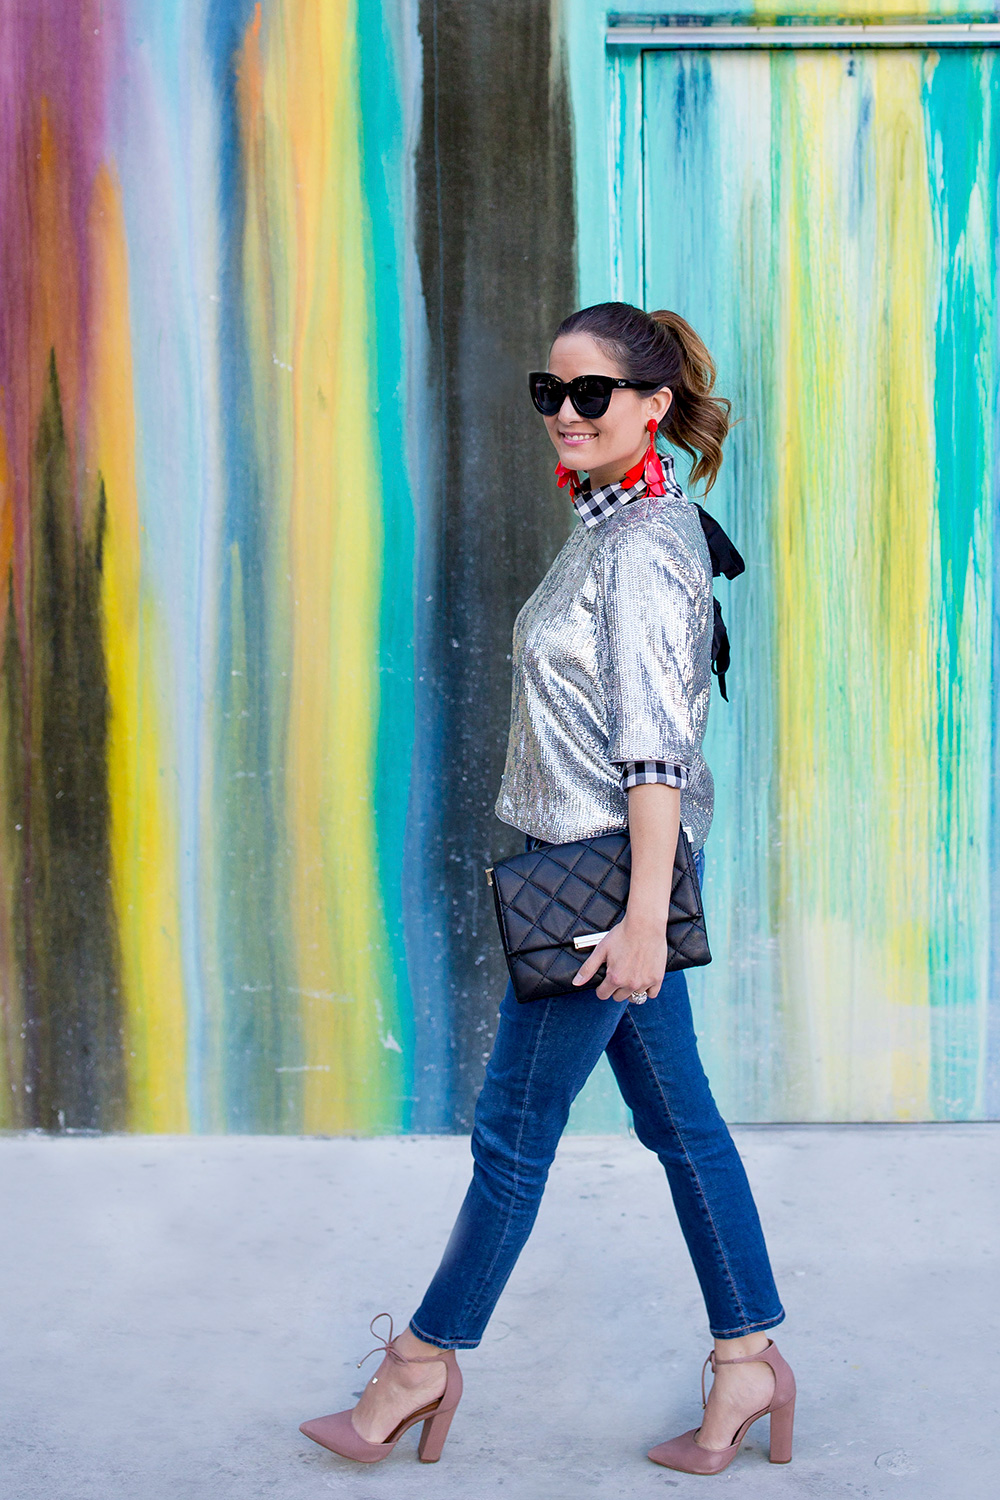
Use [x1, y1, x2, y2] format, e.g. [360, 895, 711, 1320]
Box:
[693, 504, 745, 701]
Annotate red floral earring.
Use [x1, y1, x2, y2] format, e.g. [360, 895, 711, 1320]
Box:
[554, 458, 583, 495]
[643, 416, 667, 497]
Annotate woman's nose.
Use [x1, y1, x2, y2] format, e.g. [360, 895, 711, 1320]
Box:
[558, 394, 579, 423]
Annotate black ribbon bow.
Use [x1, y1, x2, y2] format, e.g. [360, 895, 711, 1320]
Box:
[694, 503, 745, 702]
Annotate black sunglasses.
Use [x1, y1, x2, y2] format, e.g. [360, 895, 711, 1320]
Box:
[528, 370, 662, 419]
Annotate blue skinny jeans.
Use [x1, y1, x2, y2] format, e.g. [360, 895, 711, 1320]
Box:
[411, 839, 785, 1348]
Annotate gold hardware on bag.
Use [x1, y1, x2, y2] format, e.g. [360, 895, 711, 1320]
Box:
[485, 866, 494, 887]
[572, 930, 609, 951]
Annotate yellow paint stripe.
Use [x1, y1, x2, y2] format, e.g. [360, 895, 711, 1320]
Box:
[773, 52, 934, 1119]
[87, 164, 188, 1131]
[238, 1, 393, 1131]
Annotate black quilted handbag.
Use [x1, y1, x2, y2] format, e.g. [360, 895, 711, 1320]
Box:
[485, 828, 711, 1003]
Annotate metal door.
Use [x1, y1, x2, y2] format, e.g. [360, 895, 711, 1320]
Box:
[633, 41, 998, 1120]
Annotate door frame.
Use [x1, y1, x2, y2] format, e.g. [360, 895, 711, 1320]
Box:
[606, 20, 1000, 49]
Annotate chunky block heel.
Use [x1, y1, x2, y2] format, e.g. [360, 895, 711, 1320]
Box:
[648, 1337, 796, 1475]
[418, 1402, 457, 1462]
[768, 1395, 795, 1463]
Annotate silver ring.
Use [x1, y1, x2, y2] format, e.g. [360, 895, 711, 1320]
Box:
[629, 990, 648, 1005]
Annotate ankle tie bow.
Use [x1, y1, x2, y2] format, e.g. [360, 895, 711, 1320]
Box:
[357, 1312, 407, 1368]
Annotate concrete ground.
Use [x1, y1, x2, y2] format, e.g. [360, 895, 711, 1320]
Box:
[1, 1125, 996, 1500]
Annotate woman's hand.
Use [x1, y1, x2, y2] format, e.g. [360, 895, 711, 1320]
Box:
[571, 912, 668, 1001]
[572, 780, 681, 1002]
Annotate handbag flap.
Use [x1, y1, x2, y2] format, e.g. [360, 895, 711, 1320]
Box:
[491, 832, 631, 957]
[489, 827, 710, 1002]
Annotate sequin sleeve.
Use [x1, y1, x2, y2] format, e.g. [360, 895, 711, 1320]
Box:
[595, 518, 713, 772]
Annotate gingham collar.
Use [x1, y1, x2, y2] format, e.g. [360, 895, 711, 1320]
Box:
[571, 449, 684, 528]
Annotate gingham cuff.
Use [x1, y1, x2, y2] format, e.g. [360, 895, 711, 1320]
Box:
[619, 759, 689, 791]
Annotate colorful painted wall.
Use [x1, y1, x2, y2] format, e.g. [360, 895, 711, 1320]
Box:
[0, 1, 996, 1132]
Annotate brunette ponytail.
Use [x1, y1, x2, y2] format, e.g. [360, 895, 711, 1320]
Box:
[646, 310, 730, 493]
[554, 301, 732, 493]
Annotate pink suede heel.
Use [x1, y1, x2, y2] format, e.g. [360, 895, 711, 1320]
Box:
[300, 1315, 462, 1465]
[416, 1399, 458, 1462]
[648, 1337, 795, 1475]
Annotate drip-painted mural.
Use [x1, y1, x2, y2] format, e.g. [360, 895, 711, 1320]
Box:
[0, 1, 997, 1133]
[0, 0, 575, 1135]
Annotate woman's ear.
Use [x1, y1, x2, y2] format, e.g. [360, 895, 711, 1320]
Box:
[646, 387, 673, 426]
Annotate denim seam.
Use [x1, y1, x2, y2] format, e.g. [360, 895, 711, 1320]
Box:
[623, 1008, 750, 1330]
[709, 1308, 786, 1339]
[457, 998, 554, 1330]
[407, 1316, 480, 1350]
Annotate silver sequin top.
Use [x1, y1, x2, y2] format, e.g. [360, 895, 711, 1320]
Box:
[494, 459, 715, 851]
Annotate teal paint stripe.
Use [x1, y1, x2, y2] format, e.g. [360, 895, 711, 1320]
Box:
[925, 48, 998, 1118]
[358, 0, 418, 1124]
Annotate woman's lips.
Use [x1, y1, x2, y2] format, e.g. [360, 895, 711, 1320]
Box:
[559, 432, 597, 445]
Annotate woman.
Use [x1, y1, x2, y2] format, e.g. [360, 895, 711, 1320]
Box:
[300, 302, 795, 1475]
